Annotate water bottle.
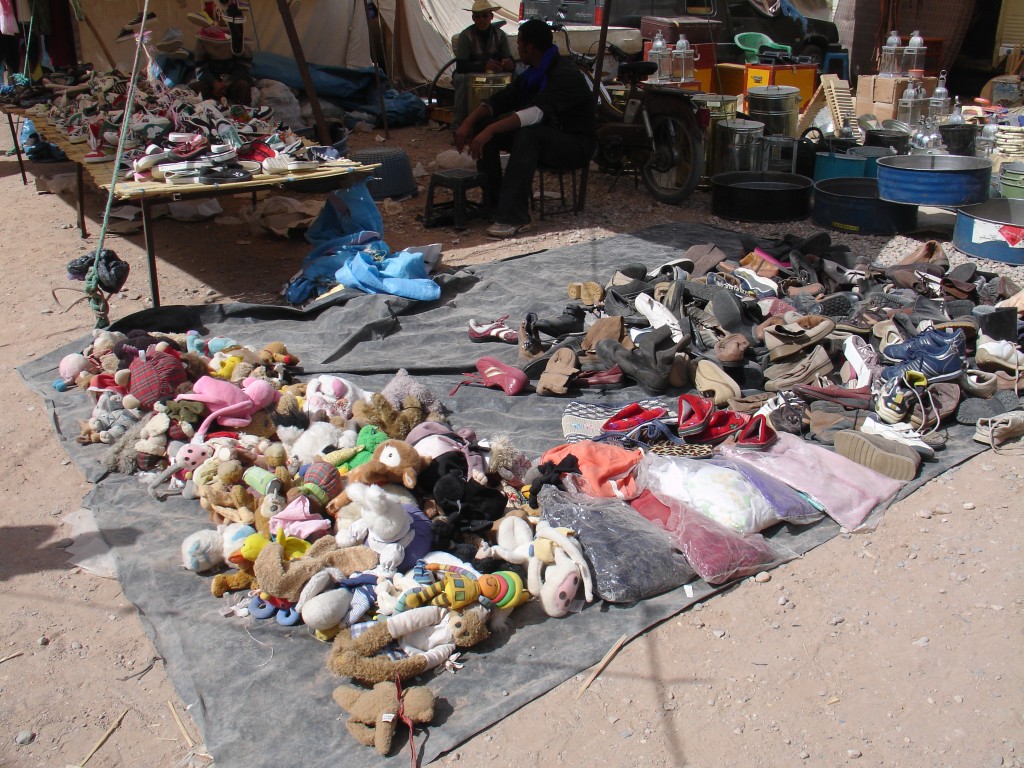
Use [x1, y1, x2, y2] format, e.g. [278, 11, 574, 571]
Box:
[650, 31, 668, 83]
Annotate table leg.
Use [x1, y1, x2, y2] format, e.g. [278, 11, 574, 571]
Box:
[6, 111, 27, 186]
[76, 162, 88, 238]
[140, 197, 160, 308]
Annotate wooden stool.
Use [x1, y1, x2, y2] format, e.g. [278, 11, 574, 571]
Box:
[423, 168, 489, 228]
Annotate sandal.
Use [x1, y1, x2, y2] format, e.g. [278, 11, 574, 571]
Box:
[468, 315, 518, 344]
[449, 356, 529, 396]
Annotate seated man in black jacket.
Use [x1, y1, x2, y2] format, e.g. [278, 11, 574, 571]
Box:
[455, 18, 596, 239]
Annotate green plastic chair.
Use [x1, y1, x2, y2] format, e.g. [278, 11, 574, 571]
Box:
[734, 32, 792, 64]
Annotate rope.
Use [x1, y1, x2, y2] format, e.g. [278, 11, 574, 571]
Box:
[393, 676, 419, 768]
[83, 0, 151, 328]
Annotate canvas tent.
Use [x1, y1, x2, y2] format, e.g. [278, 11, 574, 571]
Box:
[74, 0, 520, 86]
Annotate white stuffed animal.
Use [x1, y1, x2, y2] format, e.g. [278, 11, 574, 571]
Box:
[525, 521, 594, 618]
[335, 483, 427, 574]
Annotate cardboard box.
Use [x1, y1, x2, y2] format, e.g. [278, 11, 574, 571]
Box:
[871, 102, 896, 122]
[745, 63, 818, 109]
[857, 75, 937, 105]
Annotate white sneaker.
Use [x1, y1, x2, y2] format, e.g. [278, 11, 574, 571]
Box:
[859, 417, 935, 458]
[976, 339, 1024, 373]
[635, 293, 685, 344]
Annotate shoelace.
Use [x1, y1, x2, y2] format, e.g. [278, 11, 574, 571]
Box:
[981, 412, 1024, 453]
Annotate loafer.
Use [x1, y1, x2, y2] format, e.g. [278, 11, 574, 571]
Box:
[575, 364, 625, 388]
[763, 315, 835, 361]
[763, 346, 834, 392]
[694, 359, 742, 406]
[735, 413, 778, 450]
[534, 304, 586, 338]
[959, 368, 999, 399]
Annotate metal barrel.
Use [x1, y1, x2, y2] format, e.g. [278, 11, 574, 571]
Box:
[467, 73, 512, 114]
[693, 94, 738, 182]
[745, 85, 800, 138]
[713, 119, 765, 174]
[812, 177, 917, 235]
[876, 155, 992, 206]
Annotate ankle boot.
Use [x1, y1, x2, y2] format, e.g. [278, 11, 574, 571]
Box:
[534, 304, 586, 338]
[595, 326, 684, 392]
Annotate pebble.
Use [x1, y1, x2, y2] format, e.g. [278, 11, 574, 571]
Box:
[778, 596, 789, 606]
[620, 729, 633, 739]
[847, 749, 862, 758]
[963, 502, 976, 510]
[609, 715, 620, 724]
[916, 509, 932, 519]
[828, 616, 845, 626]
[15, 731, 34, 745]
[733, 727, 743, 735]
[912, 636, 930, 647]
[70, 641, 81, 650]
[754, 572, 772, 583]
[799, 750, 810, 759]
[770, 622, 781, 629]
[981, 464, 996, 472]
[205, 289, 217, 297]
[712, 629, 726, 638]
[954, 695, 964, 704]
[37, 636, 49, 646]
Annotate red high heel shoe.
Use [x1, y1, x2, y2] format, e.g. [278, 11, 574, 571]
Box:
[450, 356, 529, 396]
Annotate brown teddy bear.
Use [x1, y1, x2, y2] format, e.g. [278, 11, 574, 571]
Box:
[332, 682, 435, 755]
[352, 393, 429, 441]
[326, 439, 427, 517]
[253, 536, 378, 602]
[327, 604, 491, 685]
[196, 459, 257, 526]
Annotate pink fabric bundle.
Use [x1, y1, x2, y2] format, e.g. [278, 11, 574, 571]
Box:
[720, 432, 903, 530]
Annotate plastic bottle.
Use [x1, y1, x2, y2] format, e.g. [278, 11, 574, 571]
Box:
[880, 29, 901, 77]
[650, 31, 668, 83]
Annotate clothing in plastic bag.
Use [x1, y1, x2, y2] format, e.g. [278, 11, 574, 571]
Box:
[719, 432, 903, 530]
[540, 441, 644, 500]
[637, 454, 821, 535]
[538, 484, 694, 603]
[306, 181, 383, 245]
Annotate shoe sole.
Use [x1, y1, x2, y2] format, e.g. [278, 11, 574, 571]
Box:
[834, 431, 918, 481]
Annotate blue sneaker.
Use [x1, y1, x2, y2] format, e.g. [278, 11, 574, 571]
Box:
[882, 327, 966, 363]
[880, 341, 965, 383]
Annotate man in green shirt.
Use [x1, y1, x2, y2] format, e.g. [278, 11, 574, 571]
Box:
[452, 0, 514, 131]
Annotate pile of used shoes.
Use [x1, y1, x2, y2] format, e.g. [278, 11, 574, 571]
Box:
[464, 235, 1024, 479]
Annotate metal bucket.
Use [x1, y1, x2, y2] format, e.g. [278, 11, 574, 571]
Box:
[693, 94, 738, 182]
[745, 85, 800, 138]
[938, 124, 979, 157]
[876, 155, 992, 206]
[710, 171, 812, 222]
[953, 199, 1024, 265]
[467, 73, 512, 114]
[864, 129, 911, 155]
[812, 177, 918, 234]
[713, 119, 765, 174]
[813, 150, 867, 181]
[848, 145, 897, 178]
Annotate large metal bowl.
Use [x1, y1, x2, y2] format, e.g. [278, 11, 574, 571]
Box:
[876, 155, 992, 206]
[710, 171, 813, 222]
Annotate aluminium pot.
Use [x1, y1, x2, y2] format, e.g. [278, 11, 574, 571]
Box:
[812, 177, 917, 235]
[876, 155, 992, 206]
[710, 171, 813, 222]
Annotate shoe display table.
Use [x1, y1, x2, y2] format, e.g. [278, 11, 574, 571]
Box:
[3, 112, 377, 308]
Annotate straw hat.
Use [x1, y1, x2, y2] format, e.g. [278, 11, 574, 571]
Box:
[467, 0, 501, 13]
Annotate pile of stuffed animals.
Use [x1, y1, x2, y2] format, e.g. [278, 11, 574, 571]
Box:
[58, 328, 595, 754]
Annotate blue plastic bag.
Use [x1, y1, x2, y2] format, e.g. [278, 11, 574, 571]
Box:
[306, 180, 383, 245]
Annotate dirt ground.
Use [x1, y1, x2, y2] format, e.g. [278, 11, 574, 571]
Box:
[0, 120, 1022, 768]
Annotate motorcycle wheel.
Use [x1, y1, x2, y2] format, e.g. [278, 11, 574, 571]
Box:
[640, 112, 704, 205]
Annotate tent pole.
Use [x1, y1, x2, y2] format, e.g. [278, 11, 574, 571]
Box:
[578, 0, 612, 212]
[275, 0, 331, 145]
[362, 0, 390, 138]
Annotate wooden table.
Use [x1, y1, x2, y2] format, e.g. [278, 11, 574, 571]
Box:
[1, 104, 31, 186]
[46, 131, 378, 307]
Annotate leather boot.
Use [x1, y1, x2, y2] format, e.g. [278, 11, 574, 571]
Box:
[974, 305, 1018, 342]
[534, 304, 586, 338]
[595, 326, 684, 392]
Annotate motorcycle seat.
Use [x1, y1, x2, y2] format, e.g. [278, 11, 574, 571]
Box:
[618, 61, 658, 85]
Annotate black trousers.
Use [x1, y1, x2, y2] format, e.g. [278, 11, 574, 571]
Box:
[477, 121, 594, 226]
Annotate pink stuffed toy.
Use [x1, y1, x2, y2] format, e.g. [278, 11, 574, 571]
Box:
[177, 376, 279, 441]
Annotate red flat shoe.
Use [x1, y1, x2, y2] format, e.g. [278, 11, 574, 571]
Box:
[735, 413, 778, 450]
[449, 356, 529, 396]
[677, 393, 715, 436]
[575, 364, 625, 388]
[602, 402, 668, 432]
[170, 135, 209, 160]
[689, 410, 747, 445]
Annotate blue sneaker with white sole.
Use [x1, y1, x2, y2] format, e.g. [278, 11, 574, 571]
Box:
[882, 327, 966, 363]
[880, 340, 965, 383]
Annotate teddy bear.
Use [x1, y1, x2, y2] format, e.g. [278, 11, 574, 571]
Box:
[304, 374, 372, 421]
[259, 341, 299, 367]
[77, 391, 141, 445]
[327, 604, 492, 685]
[332, 682, 435, 755]
[335, 483, 432, 574]
[116, 347, 191, 412]
[253, 535, 378, 603]
[196, 459, 257, 526]
[378, 368, 445, 421]
[328, 439, 427, 511]
[352, 393, 431, 441]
